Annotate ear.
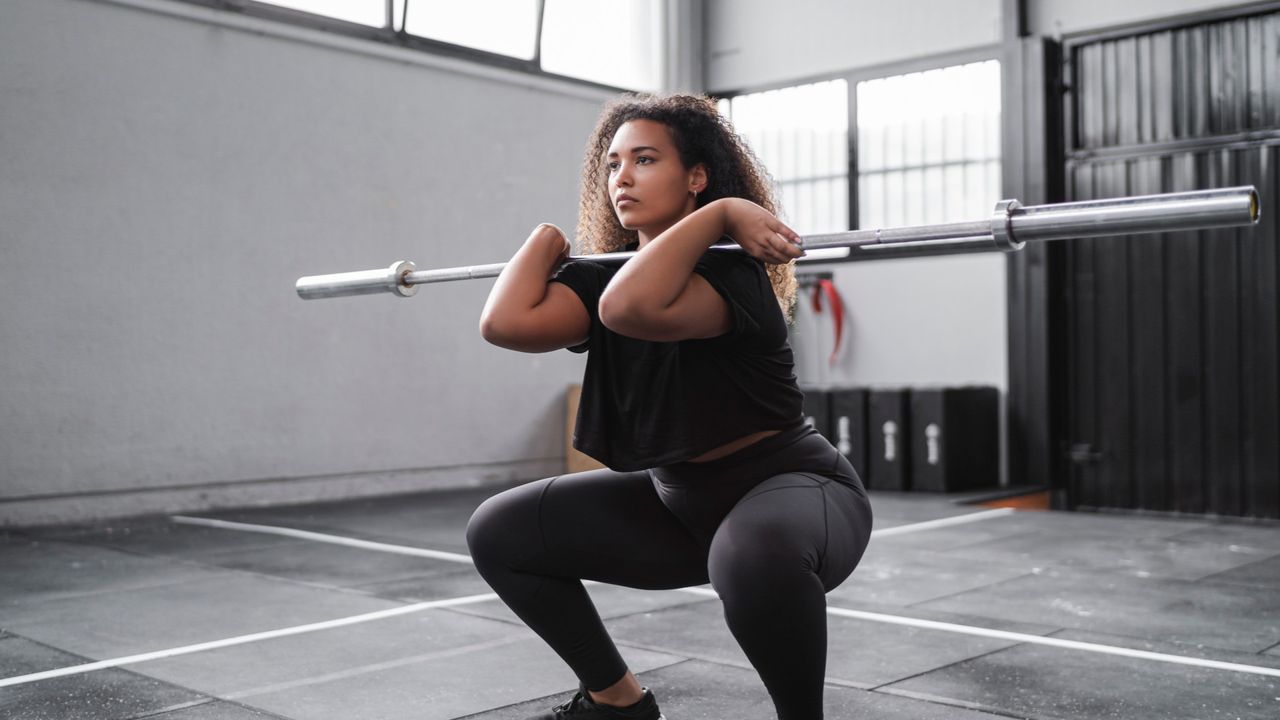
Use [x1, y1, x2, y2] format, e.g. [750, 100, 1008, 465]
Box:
[688, 163, 708, 195]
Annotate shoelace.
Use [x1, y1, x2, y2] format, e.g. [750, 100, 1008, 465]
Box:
[553, 689, 590, 715]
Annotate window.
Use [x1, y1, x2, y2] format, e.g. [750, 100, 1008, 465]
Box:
[541, 0, 661, 91]
[252, 0, 386, 27]
[720, 80, 850, 261]
[221, 1, 662, 91]
[405, 0, 540, 60]
[856, 60, 1001, 230]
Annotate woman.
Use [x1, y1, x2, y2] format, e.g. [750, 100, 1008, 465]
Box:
[467, 94, 873, 720]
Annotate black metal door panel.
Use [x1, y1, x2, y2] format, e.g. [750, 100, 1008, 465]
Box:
[1063, 8, 1279, 518]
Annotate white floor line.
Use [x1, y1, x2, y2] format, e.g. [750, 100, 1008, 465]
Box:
[869, 508, 1015, 537]
[170, 515, 475, 564]
[0, 591, 499, 689]
[169, 507, 1014, 563]
[823, 607, 1280, 678]
[222, 634, 533, 701]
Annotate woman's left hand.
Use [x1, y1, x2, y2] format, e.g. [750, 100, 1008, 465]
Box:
[720, 198, 805, 265]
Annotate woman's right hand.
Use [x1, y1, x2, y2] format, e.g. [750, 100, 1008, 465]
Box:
[526, 223, 572, 269]
[719, 198, 805, 265]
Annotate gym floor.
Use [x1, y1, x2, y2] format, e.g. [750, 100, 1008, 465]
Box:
[2, 483, 1278, 720]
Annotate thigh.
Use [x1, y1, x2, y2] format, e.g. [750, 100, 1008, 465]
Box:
[711, 473, 871, 592]
[470, 468, 710, 590]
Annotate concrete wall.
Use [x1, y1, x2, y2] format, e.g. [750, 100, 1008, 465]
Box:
[0, 0, 609, 525]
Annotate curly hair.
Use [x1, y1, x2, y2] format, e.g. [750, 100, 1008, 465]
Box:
[575, 93, 798, 319]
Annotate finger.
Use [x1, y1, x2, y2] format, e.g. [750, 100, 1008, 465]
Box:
[758, 237, 787, 263]
[770, 220, 803, 246]
[783, 235, 805, 258]
[755, 242, 784, 265]
[779, 231, 805, 258]
[767, 231, 798, 259]
[762, 240, 783, 263]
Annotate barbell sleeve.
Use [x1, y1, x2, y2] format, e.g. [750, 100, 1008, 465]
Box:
[295, 186, 1260, 299]
[295, 260, 420, 300]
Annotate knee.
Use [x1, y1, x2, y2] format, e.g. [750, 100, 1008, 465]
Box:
[465, 486, 531, 565]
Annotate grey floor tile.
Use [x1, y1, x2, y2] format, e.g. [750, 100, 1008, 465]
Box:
[599, 597, 1043, 688]
[27, 518, 300, 561]
[2, 573, 403, 659]
[828, 543, 1034, 606]
[1166, 522, 1280, 553]
[0, 635, 207, 720]
[861, 492, 988, 527]
[447, 584, 721, 628]
[867, 513, 1036, 552]
[1198, 553, 1280, 591]
[200, 484, 514, 553]
[934, 523, 1280, 581]
[463, 659, 1013, 720]
[882, 628, 1280, 720]
[0, 536, 213, 608]
[147, 700, 286, 719]
[354, 565, 498, 603]
[225, 632, 684, 720]
[914, 567, 1280, 653]
[140, 609, 537, 696]
[191, 539, 467, 589]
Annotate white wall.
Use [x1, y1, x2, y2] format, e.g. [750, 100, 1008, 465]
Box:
[0, 0, 610, 525]
[704, 0, 1002, 91]
[790, 256, 1007, 392]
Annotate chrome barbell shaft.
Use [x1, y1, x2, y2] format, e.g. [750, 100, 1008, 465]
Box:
[295, 186, 1260, 299]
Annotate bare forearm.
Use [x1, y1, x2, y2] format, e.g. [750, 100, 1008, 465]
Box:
[601, 200, 727, 313]
[480, 227, 565, 331]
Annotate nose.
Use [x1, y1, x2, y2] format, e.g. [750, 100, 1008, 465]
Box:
[613, 161, 633, 187]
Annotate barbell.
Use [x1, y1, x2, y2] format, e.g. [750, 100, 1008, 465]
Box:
[295, 186, 1260, 300]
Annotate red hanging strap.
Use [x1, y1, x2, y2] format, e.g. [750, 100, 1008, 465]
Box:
[809, 278, 844, 366]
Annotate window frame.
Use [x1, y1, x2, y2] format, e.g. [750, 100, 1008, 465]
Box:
[713, 44, 1003, 265]
[170, 0, 657, 94]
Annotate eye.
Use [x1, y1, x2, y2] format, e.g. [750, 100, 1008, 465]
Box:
[636, 156, 653, 164]
[606, 160, 620, 171]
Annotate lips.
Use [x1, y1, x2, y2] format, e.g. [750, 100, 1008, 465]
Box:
[615, 194, 637, 207]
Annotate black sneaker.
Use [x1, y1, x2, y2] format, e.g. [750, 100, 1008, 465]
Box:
[523, 682, 666, 720]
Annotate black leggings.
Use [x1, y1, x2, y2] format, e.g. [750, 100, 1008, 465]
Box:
[465, 421, 873, 720]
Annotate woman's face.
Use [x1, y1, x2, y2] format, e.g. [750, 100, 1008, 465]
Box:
[605, 119, 705, 240]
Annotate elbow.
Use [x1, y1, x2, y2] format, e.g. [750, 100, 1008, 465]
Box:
[599, 290, 654, 337]
[479, 312, 510, 346]
[480, 312, 549, 352]
[598, 291, 633, 334]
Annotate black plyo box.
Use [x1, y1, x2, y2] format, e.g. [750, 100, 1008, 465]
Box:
[829, 389, 868, 483]
[800, 387, 831, 439]
[867, 389, 910, 491]
[909, 386, 999, 492]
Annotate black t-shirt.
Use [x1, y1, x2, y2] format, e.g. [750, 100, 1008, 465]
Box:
[550, 239, 805, 471]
